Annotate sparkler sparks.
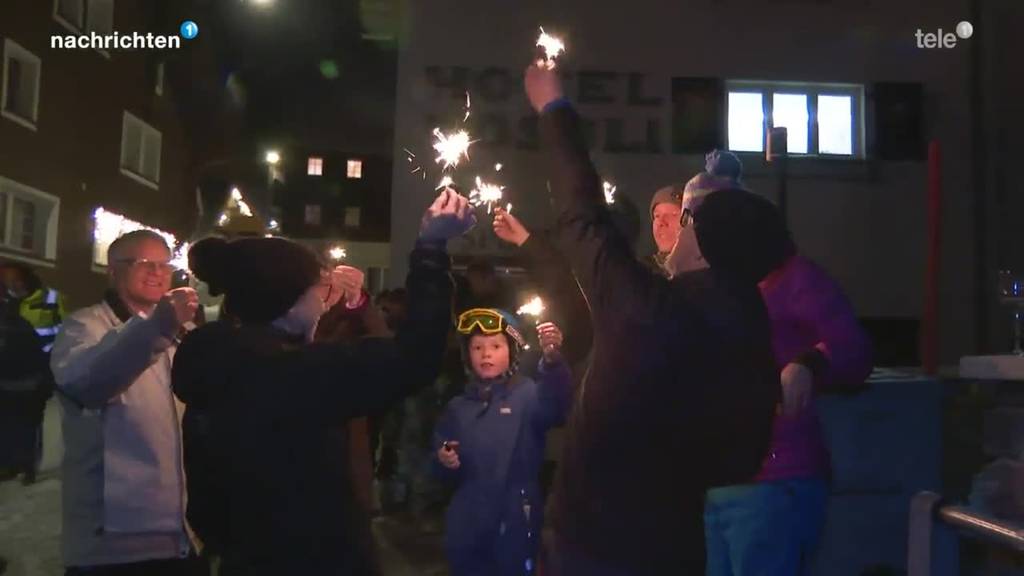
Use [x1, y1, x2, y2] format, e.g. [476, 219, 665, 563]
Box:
[517, 296, 546, 319]
[603, 181, 617, 205]
[328, 246, 347, 261]
[436, 175, 454, 190]
[469, 176, 505, 213]
[536, 27, 566, 68]
[464, 91, 471, 123]
[432, 128, 474, 171]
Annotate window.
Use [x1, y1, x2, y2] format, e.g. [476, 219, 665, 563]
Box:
[817, 95, 853, 155]
[727, 92, 764, 153]
[2, 39, 42, 131]
[86, 0, 114, 36]
[54, 0, 85, 31]
[727, 81, 864, 157]
[0, 177, 60, 262]
[344, 207, 361, 228]
[120, 111, 162, 187]
[347, 159, 363, 179]
[304, 205, 322, 226]
[308, 157, 324, 176]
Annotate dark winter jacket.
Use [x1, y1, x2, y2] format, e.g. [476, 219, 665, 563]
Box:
[433, 359, 572, 576]
[539, 102, 780, 575]
[171, 241, 453, 575]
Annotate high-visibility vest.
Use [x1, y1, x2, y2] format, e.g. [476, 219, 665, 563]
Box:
[19, 287, 65, 353]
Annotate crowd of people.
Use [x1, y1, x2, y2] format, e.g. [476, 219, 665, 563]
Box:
[0, 62, 873, 576]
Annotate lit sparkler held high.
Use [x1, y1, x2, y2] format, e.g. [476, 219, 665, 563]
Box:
[536, 27, 566, 69]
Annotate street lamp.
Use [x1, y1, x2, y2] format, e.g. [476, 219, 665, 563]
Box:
[265, 150, 280, 165]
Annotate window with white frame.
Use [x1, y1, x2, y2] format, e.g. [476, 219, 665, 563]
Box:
[344, 207, 361, 228]
[2, 39, 42, 131]
[54, 0, 85, 32]
[308, 157, 324, 176]
[0, 177, 60, 262]
[726, 81, 864, 157]
[347, 159, 363, 179]
[86, 0, 114, 36]
[120, 111, 162, 186]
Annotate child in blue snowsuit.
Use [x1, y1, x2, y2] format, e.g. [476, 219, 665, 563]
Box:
[434, 308, 572, 576]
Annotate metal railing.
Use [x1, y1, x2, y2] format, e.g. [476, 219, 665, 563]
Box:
[908, 491, 1024, 576]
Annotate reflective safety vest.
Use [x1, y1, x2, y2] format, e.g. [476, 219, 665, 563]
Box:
[19, 288, 65, 353]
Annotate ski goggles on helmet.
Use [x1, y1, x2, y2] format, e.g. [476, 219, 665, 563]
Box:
[457, 308, 527, 348]
[457, 308, 506, 335]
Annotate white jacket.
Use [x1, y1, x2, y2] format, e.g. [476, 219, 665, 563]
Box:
[50, 300, 192, 567]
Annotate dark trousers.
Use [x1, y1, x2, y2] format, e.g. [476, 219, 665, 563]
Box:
[65, 555, 209, 576]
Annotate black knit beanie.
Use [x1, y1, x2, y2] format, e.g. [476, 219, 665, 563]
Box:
[692, 189, 796, 285]
[189, 237, 323, 324]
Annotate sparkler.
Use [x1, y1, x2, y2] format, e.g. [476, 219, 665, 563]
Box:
[432, 128, 474, 172]
[469, 176, 505, 213]
[328, 246, 347, 261]
[517, 296, 546, 319]
[603, 181, 617, 205]
[536, 27, 566, 69]
[436, 175, 454, 190]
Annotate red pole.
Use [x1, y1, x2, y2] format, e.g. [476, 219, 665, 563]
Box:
[922, 141, 942, 375]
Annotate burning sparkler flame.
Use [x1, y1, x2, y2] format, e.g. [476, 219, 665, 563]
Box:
[436, 175, 454, 190]
[603, 181, 617, 205]
[469, 176, 505, 213]
[432, 128, 474, 171]
[537, 27, 566, 69]
[517, 296, 546, 318]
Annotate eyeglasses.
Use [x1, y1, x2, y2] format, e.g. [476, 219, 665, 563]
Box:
[457, 308, 506, 335]
[115, 258, 174, 275]
[679, 208, 695, 228]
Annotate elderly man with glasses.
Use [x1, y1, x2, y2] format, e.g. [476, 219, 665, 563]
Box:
[50, 229, 206, 576]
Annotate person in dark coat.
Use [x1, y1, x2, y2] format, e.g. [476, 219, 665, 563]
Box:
[171, 189, 475, 575]
[523, 63, 784, 576]
[433, 308, 571, 576]
[0, 279, 50, 483]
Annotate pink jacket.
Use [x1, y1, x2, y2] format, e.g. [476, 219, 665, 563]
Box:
[754, 255, 873, 482]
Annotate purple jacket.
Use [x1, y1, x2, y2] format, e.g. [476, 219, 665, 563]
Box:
[755, 255, 873, 482]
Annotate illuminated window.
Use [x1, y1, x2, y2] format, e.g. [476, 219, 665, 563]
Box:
[727, 81, 863, 157]
[347, 159, 363, 179]
[308, 157, 323, 176]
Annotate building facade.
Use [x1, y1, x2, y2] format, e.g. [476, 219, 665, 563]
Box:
[0, 0, 225, 310]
